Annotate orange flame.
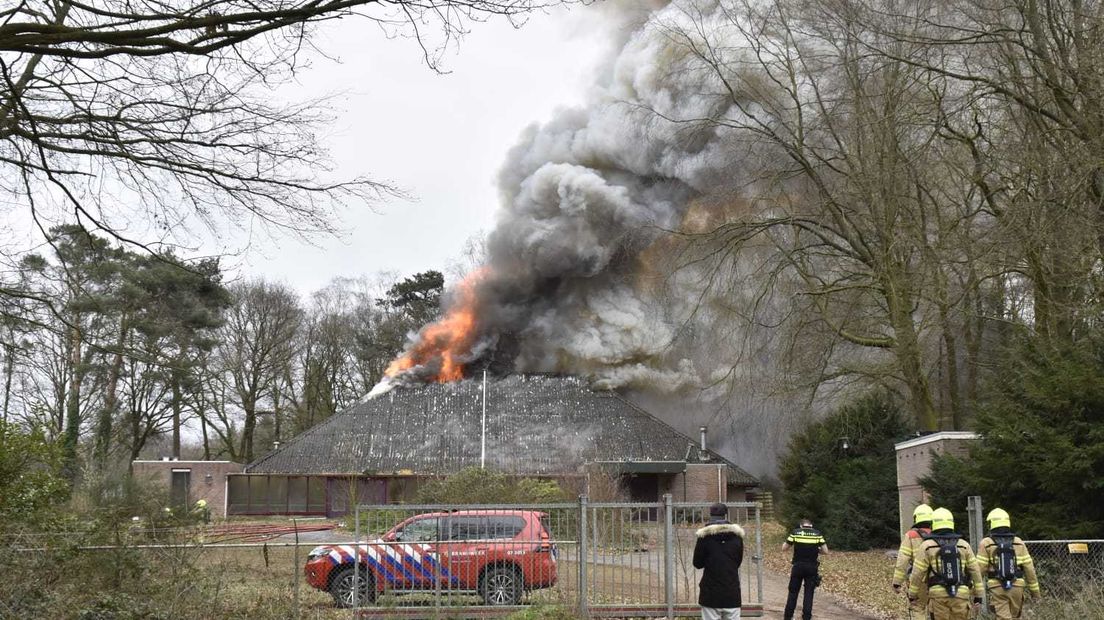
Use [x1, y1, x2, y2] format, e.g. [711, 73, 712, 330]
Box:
[384, 268, 489, 383]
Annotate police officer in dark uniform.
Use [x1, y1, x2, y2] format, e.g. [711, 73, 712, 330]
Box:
[782, 518, 829, 620]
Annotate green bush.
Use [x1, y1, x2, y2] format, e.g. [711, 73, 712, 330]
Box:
[779, 392, 909, 550]
[414, 467, 568, 504]
[922, 336, 1104, 539]
[917, 451, 975, 537]
[76, 593, 167, 620]
[0, 422, 69, 530]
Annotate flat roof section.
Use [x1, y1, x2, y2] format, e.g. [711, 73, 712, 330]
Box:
[894, 431, 979, 452]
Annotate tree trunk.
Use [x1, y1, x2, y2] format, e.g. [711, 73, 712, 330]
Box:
[885, 281, 938, 431]
[894, 325, 938, 431]
[95, 316, 128, 467]
[962, 280, 982, 415]
[240, 402, 256, 463]
[936, 294, 963, 429]
[942, 327, 963, 430]
[273, 386, 281, 443]
[63, 322, 84, 482]
[200, 412, 211, 461]
[171, 370, 182, 458]
[2, 342, 14, 429]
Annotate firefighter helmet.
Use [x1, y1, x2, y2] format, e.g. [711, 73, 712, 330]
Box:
[987, 507, 1011, 529]
[932, 507, 955, 531]
[912, 503, 933, 525]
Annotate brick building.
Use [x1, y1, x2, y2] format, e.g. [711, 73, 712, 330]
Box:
[230, 374, 759, 516]
[894, 431, 978, 534]
[132, 459, 244, 518]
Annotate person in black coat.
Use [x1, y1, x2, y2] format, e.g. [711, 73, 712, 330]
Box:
[692, 502, 745, 620]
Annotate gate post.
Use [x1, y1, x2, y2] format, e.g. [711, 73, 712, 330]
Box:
[755, 503, 764, 605]
[967, 496, 986, 609]
[352, 505, 360, 616]
[966, 496, 984, 551]
[578, 494, 589, 618]
[664, 493, 674, 619]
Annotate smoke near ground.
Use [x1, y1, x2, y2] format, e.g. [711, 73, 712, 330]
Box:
[389, 1, 822, 477]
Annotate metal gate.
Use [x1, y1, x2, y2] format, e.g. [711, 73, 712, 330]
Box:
[346, 496, 764, 618]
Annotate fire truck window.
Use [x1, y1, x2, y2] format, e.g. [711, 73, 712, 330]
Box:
[445, 517, 484, 540]
[397, 517, 440, 542]
[487, 516, 526, 539]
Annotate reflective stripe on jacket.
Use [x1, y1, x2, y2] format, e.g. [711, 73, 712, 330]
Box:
[786, 527, 825, 564]
[893, 527, 931, 586]
[977, 535, 1041, 594]
[908, 536, 984, 600]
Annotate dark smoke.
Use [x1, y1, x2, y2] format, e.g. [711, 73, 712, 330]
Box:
[382, 0, 822, 477]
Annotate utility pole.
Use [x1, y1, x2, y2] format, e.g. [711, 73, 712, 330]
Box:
[480, 370, 487, 469]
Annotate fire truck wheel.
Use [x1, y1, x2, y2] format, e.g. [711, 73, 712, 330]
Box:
[480, 565, 523, 606]
[329, 566, 376, 608]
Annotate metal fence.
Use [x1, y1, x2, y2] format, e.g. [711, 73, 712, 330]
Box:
[341, 497, 765, 618]
[963, 496, 1103, 601]
[2, 530, 346, 619]
[2, 498, 762, 619]
[1022, 540, 1104, 596]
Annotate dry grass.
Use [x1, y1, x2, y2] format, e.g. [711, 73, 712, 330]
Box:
[758, 523, 1104, 620]
[10, 511, 1095, 620]
[759, 522, 905, 620]
[1016, 583, 1104, 620]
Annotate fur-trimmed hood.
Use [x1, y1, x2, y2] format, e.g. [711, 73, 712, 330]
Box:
[696, 522, 745, 538]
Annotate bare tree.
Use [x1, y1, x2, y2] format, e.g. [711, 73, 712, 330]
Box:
[655, 0, 1001, 431]
[854, 0, 1104, 342]
[0, 0, 583, 262]
[215, 279, 301, 462]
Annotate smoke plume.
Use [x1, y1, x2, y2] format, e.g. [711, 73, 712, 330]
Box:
[381, 0, 818, 476]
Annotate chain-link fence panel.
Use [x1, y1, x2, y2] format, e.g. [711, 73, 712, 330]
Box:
[1022, 540, 1104, 596]
[1, 524, 353, 619]
[2, 499, 765, 618]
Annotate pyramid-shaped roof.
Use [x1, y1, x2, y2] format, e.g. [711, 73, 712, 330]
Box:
[246, 374, 757, 486]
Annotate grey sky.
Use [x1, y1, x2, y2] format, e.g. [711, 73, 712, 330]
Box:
[237, 6, 610, 292]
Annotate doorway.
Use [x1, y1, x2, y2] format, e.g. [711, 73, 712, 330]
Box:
[171, 469, 191, 510]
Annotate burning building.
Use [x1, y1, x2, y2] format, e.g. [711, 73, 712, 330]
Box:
[229, 375, 758, 517]
[226, 0, 806, 514]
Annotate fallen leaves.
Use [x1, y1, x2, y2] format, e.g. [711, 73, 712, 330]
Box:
[760, 522, 907, 619]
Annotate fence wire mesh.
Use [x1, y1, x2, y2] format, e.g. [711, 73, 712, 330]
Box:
[1, 499, 763, 619]
[1022, 540, 1104, 596]
[1, 526, 351, 619]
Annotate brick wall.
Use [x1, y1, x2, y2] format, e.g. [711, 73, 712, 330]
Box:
[682, 463, 727, 502]
[894, 432, 978, 534]
[132, 460, 244, 518]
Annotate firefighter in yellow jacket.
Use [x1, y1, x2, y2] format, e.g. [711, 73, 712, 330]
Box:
[893, 504, 933, 612]
[908, 508, 984, 620]
[976, 508, 1040, 619]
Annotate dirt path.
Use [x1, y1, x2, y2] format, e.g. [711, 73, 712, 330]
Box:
[758, 566, 879, 619]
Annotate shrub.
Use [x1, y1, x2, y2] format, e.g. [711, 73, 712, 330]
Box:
[0, 422, 69, 530]
[76, 593, 167, 620]
[414, 467, 569, 504]
[779, 392, 909, 550]
[922, 336, 1104, 539]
